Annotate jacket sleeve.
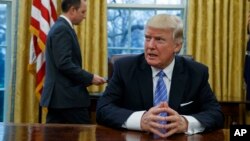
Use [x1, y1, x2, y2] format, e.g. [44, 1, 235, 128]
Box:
[96, 60, 134, 128]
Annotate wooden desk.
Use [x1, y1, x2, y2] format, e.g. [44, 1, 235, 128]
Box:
[0, 123, 228, 141]
[219, 100, 250, 128]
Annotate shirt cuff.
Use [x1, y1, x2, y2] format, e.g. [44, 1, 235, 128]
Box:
[122, 111, 146, 131]
[183, 115, 205, 135]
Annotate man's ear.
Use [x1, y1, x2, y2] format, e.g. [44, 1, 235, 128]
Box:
[174, 41, 182, 54]
[68, 6, 76, 15]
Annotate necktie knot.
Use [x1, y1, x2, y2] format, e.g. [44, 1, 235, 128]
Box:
[157, 70, 166, 78]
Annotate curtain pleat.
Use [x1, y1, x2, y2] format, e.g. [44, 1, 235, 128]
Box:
[187, 0, 249, 101]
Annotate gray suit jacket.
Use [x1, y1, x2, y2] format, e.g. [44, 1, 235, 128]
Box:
[96, 54, 224, 132]
[40, 17, 93, 108]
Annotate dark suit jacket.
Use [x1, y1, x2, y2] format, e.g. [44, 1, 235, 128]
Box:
[96, 54, 224, 131]
[40, 17, 93, 108]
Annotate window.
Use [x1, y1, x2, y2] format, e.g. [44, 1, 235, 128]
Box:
[107, 0, 187, 57]
[0, 3, 7, 122]
[0, 0, 12, 122]
[0, 4, 6, 88]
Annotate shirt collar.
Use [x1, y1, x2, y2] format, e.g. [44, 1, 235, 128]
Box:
[151, 58, 175, 81]
[60, 15, 73, 28]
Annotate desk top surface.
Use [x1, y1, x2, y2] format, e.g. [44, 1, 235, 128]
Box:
[0, 123, 228, 141]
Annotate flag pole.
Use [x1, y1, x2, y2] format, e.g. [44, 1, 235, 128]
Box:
[38, 105, 42, 123]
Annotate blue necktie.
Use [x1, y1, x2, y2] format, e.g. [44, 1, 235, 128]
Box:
[154, 70, 168, 124]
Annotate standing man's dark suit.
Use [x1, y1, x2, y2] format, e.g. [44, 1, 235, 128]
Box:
[41, 17, 93, 108]
[41, 0, 106, 124]
[97, 54, 224, 130]
[41, 16, 93, 123]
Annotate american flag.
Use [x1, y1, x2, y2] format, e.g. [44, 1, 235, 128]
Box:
[28, 0, 57, 99]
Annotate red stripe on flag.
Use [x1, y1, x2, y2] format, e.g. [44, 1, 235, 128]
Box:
[50, 0, 57, 21]
[37, 62, 45, 84]
[40, 3, 51, 25]
[32, 0, 41, 8]
[39, 30, 47, 47]
[30, 18, 40, 31]
[33, 36, 41, 56]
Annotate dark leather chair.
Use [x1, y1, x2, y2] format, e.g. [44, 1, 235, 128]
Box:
[108, 54, 137, 79]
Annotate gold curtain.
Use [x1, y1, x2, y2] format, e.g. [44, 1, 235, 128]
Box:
[187, 0, 249, 101]
[14, 0, 38, 123]
[12, 1, 107, 123]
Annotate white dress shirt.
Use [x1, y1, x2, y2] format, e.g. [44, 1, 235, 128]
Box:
[60, 15, 73, 28]
[122, 58, 205, 135]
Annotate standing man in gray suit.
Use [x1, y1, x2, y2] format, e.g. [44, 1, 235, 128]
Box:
[96, 14, 224, 138]
[41, 0, 106, 124]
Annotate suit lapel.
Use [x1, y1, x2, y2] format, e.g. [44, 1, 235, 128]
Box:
[70, 28, 82, 64]
[59, 17, 82, 64]
[136, 56, 154, 110]
[168, 56, 187, 110]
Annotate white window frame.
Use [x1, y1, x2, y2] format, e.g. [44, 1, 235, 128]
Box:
[0, 0, 17, 122]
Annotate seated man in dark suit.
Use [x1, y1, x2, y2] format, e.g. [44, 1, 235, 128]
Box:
[96, 14, 224, 138]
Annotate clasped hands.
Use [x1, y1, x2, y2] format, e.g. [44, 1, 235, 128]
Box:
[140, 102, 188, 138]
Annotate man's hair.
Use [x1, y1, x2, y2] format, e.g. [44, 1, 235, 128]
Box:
[146, 14, 183, 44]
[61, 0, 81, 13]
